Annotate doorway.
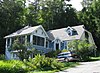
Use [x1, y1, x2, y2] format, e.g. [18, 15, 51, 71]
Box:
[56, 43, 59, 50]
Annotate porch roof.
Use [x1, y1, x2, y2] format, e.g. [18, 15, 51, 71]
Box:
[4, 25, 42, 38]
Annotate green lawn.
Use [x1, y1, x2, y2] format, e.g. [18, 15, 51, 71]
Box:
[89, 56, 100, 61]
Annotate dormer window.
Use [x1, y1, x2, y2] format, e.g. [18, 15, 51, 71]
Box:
[72, 30, 78, 35]
[67, 30, 72, 36]
[66, 26, 78, 36]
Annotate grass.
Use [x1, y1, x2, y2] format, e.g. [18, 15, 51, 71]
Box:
[27, 62, 79, 73]
[89, 56, 100, 61]
[28, 71, 54, 73]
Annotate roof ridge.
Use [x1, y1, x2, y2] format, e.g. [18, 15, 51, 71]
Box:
[48, 25, 84, 32]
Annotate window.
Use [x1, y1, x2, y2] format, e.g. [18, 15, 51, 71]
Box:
[12, 38, 14, 44]
[33, 35, 36, 45]
[37, 37, 41, 46]
[72, 30, 78, 35]
[67, 29, 78, 36]
[7, 38, 10, 47]
[27, 35, 30, 43]
[18, 36, 25, 44]
[40, 37, 44, 46]
[67, 30, 72, 36]
[33, 35, 44, 46]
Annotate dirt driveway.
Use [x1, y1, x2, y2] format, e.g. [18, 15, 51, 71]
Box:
[56, 61, 100, 73]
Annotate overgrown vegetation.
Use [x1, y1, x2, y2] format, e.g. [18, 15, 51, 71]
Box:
[45, 49, 70, 58]
[24, 54, 64, 71]
[68, 40, 96, 61]
[0, 60, 28, 73]
[0, 54, 5, 60]
[0, 55, 78, 73]
[11, 39, 40, 60]
[45, 50, 61, 58]
[11, 39, 32, 60]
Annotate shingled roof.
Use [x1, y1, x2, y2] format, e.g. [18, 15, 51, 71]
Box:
[47, 25, 85, 41]
[4, 25, 41, 38]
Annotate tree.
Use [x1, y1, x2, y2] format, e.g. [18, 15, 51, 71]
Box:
[68, 40, 96, 61]
[0, 0, 26, 54]
[26, 0, 78, 30]
[81, 0, 93, 8]
[78, 0, 100, 50]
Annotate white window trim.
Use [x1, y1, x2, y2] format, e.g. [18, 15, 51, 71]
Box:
[54, 39, 61, 51]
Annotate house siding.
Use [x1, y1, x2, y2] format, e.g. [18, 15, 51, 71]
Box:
[60, 42, 64, 50]
[49, 42, 54, 50]
[31, 45, 52, 54]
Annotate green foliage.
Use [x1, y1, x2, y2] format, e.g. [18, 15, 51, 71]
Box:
[26, 0, 78, 30]
[0, 0, 26, 53]
[0, 54, 5, 60]
[78, 0, 100, 50]
[0, 58, 78, 73]
[45, 50, 61, 58]
[0, 60, 27, 73]
[24, 54, 64, 71]
[68, 40, 96, 61]
[11, 39, 37, 60]
[61, 49, 69, 52]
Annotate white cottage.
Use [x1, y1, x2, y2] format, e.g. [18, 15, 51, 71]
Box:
[4, 25, 96, 60]
[4, 25, 50, 59]
[47, 25, 96, 50]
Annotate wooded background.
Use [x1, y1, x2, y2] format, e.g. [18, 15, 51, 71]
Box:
[0, 0, 100, 54]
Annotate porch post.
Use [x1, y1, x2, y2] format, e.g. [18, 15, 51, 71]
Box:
[44, 38, 46, 48]
[6, 38, 8, 49]
[25, 35, 27, 45]
[59, 42, 61, 50]
[30, 34, 33, 45]
[54, 42, 56, 51]
[10, 38, 12, 46]
[48, 41, 49, 48]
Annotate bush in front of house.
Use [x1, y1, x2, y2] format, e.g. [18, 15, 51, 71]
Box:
[68, 40, 96, 61]
[0, 54, 5, 60]
[61, 49, 69, 52]
[45, 50, 61, 58]
[0, 60, 28, 73]
[24, 54, 64, 71]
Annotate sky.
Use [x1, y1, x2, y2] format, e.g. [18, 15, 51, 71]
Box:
[27, 0, 83, 11]
[66, 0, 83, 11]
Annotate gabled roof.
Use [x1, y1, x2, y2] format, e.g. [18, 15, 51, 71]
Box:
[4, 25, 48, 38]
[47, 25, 85, 41]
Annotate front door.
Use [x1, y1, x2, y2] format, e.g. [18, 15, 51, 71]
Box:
[56, 43, 59, 50]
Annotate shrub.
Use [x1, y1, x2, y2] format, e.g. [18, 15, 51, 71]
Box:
[24, 54, 64, 71]
[11, 39, 38, 60]
[61, 49, 69, 52]
[0, 54, 5, 60]
[0, 60, 28, 73]
[45, 50, 61, 58]
[68, 40, 96, 61]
